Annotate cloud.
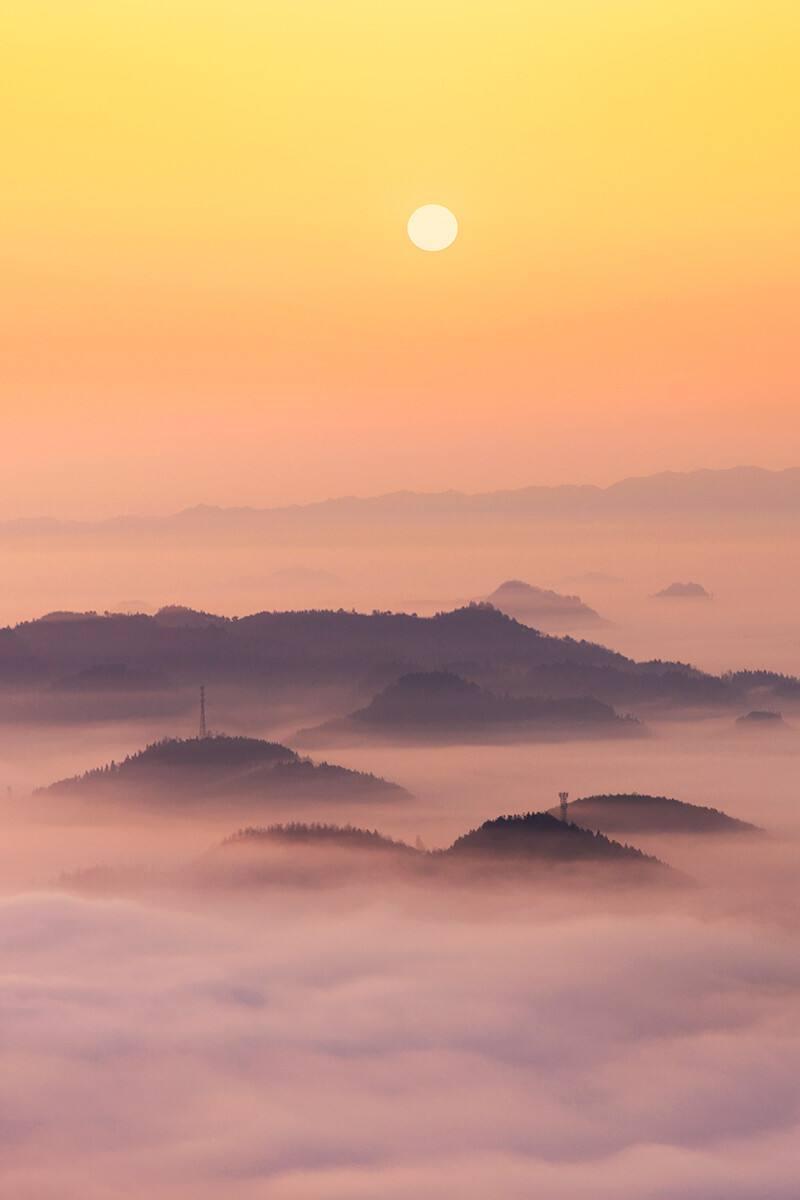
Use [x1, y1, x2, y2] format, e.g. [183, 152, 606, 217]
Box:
[0, 886, 798, 1199]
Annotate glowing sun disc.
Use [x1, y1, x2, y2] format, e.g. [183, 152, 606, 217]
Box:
[407, 204, 458, 251]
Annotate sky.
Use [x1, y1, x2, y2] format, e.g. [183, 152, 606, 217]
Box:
[2, 0, 799, 517]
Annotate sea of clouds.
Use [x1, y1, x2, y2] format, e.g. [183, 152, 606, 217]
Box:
[1, 875, 798, 1199]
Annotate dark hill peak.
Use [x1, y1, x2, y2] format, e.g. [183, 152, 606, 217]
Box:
[445, 812, 663, 867]
[35, 610, 100, 624]
[153, 605, 226, 628]
[432, 602, 533, 630]
[654, 581, 711, 599]
[485, 580, 603, 628]
[38, 734, 407, 810]
[223, 822, 418, 854]
[121, 734, 297, 770]
[304, 671, 638, 744]
[553, 793, 761, 835]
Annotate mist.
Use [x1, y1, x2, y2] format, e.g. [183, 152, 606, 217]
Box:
[1, 482, 799, 1197]
[2, 509, 798, 677]
[2, 843, 799, 1199]
[1, 674, 799, 1198]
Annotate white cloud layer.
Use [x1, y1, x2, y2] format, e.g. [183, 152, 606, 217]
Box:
[1, 885, 798, 1199]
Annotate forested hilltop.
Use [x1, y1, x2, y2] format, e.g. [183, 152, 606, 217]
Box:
[2, 603, 799, 714]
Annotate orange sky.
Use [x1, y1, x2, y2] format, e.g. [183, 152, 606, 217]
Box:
[1, 1, 799, 517]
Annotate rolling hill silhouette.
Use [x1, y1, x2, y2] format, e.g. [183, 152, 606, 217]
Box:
[550, 793, 761, 835]
[61, 809, 676, 897]
[38, 734, 408, 810]
[444, 812, 663, 866]
[484, 580, 603, 628]
[297, 670, 638, 745]
[654, 582, 711, 599]
[1, 603, 797, 715]
[200, 813, 670, 884]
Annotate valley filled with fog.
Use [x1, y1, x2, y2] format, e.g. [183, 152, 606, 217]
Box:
[1, 495, 799, 1196]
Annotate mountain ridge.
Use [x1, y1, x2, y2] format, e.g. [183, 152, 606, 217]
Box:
[3, 604, 799, 714]
[3, 466, 800, 533]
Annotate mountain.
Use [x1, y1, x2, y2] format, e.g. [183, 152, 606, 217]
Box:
[193, 814, 670, 887]
[444, 813, 665, 869]
[63, 811, 672, 895]
[152, 605, 227, 629]
[1, 602, 788, 713]
[3, 467, 800, 539]
[550, 793, 761, 835]
[37, 734, 408, 811]
[192, 821, 423, 887]
[297, 670, 639, 745]
[484, 580, 603, 628]
[654, 582, 711, 599]
[223, 822, 416, 854]
[735, 709, 788, 730]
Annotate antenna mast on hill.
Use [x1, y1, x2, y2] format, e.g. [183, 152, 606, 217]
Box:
[199, 685, 207, 739]
[558, 791, 569, 823]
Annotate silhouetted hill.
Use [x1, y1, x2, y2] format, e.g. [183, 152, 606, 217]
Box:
[65, 826, 419, 896]
[63, 808, 674, 896]
[200, 822, 421, 885]
[484, 580, 603, 628]
[223, 822, 417, 855]
[35, 610, 101, 623]
[152, 605, 226, 629]
[735, 709, 789, 733]
[444, 812, 665, 868]
[299, 671, 638, 745]
[654, 582, 711, 599]
[725, 670, 800, 699]
[200, 814, 669, 887]
[737, 709, 783, 723]
[38, 734, 408, 809]
[551, 793, 760, 835]
[1, 603, 796, 713]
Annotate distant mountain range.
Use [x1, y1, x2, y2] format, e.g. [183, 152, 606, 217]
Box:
[2, 466, 800, 538]
[37, 734, 408, 811]
[4, 604, 800, 716]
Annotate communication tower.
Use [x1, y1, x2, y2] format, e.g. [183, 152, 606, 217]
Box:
[199, 685, 207, 739]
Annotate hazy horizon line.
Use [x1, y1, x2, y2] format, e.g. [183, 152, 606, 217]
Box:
[4, 463, 800, 526]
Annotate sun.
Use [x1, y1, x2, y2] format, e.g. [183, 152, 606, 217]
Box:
[407, 204, 458, 252]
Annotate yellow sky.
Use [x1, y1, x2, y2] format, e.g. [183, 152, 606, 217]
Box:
[1, 1, 798, 516]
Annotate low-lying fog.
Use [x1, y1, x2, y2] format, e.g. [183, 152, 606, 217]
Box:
[3, 711, 797, 876]
[1, 696, 799, 1197]
[1, 519, 799, 1198]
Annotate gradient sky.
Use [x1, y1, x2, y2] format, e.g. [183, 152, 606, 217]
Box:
[2, 1, 799, 517]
